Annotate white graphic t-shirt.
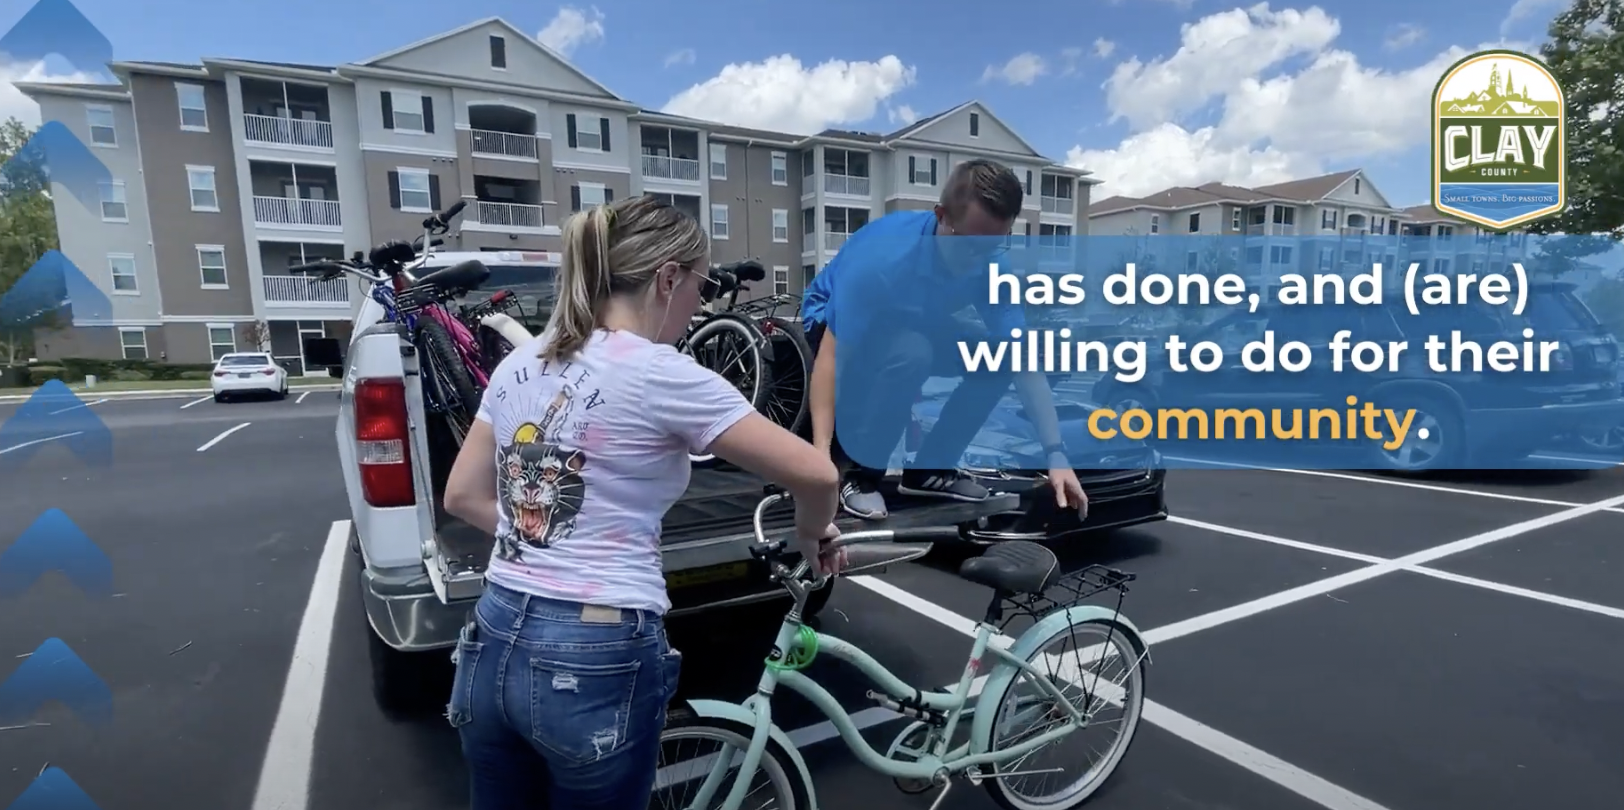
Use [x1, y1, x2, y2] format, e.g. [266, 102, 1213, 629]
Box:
[475, 329, 755, 614]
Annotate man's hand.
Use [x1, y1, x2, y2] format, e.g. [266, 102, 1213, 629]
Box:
[1046, 467, 1089, 520]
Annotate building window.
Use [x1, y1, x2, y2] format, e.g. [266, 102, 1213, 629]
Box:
[108, 254, 138, 293]
[709, 143, 727, 179]
[770, 152, 788, 185]
[1322, 209, 1338, 229]
[969, 112, 980, 137]
[1272, 206, 1296, 225]
[119, 328, 147, 360]
[909, 156, 937, 186]
[771, 209, 789, 242]
[197, 246, 228, 288]
[1188, 212, 1200, 233]
[386, 90, 427, 133]
[99, 181, 128, 222]
[711, 204, 729, 239]
[489, 35, 507, 69]
[176, 83, 207, 131]
[574, 182, 608, 211]
[569, 113, 606, 151]
[397, 168, 432, 212]
[1270, 245, 1293, 265]
[186, 165, 218, 211]
[207, 324, 237, 361]
[773, 265, 789, 295]
[86, 105, 116, 145]
[802, 264, 815, 289]
[1231, 207, 1241, 231]
[1354, 178, 1361, 195]
[1149, 214, 1159, 234]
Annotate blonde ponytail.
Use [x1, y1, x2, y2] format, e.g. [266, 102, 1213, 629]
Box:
[539, 196, 708, 362]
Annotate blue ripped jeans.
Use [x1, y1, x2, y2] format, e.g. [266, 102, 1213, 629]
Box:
[448, 583, 681, 810]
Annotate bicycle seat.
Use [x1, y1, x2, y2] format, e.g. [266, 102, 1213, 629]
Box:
[833, 541, 933, 576]
[957, 541, 1059, 594]
[412, 260, 490, 293]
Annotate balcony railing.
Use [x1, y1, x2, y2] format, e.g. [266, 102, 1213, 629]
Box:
[1244, 223, 1298, 236]
[263, 275, 350, 307]
[824, 231, 849, 252]
[475, 201, 545, 229]
[1041, 196, 1075, 215]
[823, 174, 870, 196]
[641, 154, 702, 182]
[470, 129, 538, 159]
[253, 196, 341, 228]
[802, 232, 816, 254]
[243, 114, 334, 150]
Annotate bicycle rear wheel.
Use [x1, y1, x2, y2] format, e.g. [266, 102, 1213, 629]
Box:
[655, 708, 807, 810]
[417, 318, 482, 428]
[760, 317, 811, 436]
[981, 618, 1147, 810]
[682, 314, 767, 466]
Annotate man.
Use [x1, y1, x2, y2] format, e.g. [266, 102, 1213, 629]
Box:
[800, 159, 1087, 520]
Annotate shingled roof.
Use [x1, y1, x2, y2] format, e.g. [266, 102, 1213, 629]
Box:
[1087, 169, 1386, 217]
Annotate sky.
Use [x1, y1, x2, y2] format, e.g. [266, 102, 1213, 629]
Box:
[0, 0, 1574, 209]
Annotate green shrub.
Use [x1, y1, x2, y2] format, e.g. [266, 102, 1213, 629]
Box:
[28, 366, 67, 386]
[178, 370, 213, 380]
[41, 357, 215, 382]
[111, 369, 151, 382]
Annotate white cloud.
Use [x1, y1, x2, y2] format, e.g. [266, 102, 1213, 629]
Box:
[536, 6, 605, 56]
[664, 48, 695, 68]
[1384, 23, 1425, 50]
[0, 60, 105, 127]
[888, 104, 919, 126]
[662, 55, 916, 135]
[981, 53, 1048, 86]
[1093, 38, 1117, 59]
[1068, 3, 1516, 199]
[1500, 0, 1564, 37]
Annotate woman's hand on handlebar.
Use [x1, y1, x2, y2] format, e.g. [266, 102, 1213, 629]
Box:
[796, 524, 845, 579]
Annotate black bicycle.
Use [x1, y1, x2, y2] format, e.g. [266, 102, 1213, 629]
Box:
[679, 260, 814, 465]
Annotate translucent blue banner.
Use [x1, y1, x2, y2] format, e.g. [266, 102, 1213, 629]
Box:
[825, 232, 1624, 472]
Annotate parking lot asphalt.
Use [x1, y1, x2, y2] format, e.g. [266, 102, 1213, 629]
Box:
[3, 394, 1623, 810]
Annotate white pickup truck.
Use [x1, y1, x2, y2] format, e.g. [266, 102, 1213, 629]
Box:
[318, 215, 1024, 714]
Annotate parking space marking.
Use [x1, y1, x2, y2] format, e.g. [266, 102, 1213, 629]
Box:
[251, 520, 349, 810]
[197, 422, 252, 452]
[180, 395, 212, 409]
[47, 397, 107, 415]
[1170, 515, 1624, 623]
[0, 431, 84, 455]
[1165, 454, 1624, 515]
[849, 576, 1394, 810]
[296, 391, 310, 404]
[1530, 451, 1623, 467]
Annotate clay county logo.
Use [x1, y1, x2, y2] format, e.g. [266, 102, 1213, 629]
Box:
[1431, 49, 1566, 230]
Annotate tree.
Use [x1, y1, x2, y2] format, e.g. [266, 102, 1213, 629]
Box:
[0, 117, 62, 364]
[242, 319, 272, 352]
[1583, 275, 1624, 338]
[1528, 0, 1623, 238]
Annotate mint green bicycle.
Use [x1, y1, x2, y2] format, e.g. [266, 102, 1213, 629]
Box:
[654, 493, 1150, 810]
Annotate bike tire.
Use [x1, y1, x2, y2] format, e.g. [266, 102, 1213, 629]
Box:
[761, 317, 812, 436]
[476, 324, 515, 376]
[417, 318, 482, 426]
[682, 313, 767, 466]
[981, 617, 1147, 810]
[656, 707, 809, 810]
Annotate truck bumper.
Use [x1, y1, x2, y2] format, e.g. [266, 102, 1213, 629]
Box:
[356, 521, 471, 652]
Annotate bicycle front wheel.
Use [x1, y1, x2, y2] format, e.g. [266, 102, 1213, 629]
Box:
[418, 318, 482, 425]
[655, 708, 808, 810]
[760, 317, 811, 436]
[981, 618, 1147, 810]
[682, 314, 767, 466]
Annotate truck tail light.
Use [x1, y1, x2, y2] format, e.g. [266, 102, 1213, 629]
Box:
[354, 378, 416, 508]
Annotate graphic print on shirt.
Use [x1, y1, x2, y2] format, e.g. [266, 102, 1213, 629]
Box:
[495, 385, 586, 560]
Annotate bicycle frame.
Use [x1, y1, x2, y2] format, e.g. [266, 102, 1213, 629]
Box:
[683, 615, 1088, 810]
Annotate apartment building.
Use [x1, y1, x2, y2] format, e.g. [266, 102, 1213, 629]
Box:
[1086, 169, 1528, 289]
[18, 17, 1095, 366]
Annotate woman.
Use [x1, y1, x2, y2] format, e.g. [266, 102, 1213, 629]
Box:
[442, 195, 841, 809]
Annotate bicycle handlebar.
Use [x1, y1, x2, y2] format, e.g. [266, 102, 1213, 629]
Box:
[287, 201, 463, 284]
[749, 492, 961, 588]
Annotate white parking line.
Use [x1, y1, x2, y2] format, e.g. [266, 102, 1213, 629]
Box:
[197, 422, 252, 452]
[47, 397, 106, 415]
[296, 391, 310, 404]
[251, 520, 349, 810]
[1529, 451, 1624, 467]
[0, 431, 84, 455]
[180, 395, 212, 410]
[1164, 454, 1624, 515]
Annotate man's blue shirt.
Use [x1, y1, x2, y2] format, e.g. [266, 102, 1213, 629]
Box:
[799, 210, 1023, 346]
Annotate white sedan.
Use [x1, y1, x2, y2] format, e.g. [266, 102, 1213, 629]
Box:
[211, 353, 290, 401]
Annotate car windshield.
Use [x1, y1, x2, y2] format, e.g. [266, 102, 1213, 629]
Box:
[1524, 289, 1601, 331]
[220, 355, 271, 367]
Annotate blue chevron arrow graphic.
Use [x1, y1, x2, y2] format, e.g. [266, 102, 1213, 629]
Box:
[4, 125, 113, 221]
[0, 638, 112, 727]
[0, 510, 112, 598]
[0, 381, 114, 470]
[0, 249, 112, 330]
[4, 767, 101, 810]
[0, 0, 113, 77]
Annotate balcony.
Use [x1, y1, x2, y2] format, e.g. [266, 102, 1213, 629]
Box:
[253, 196, 341, 229]
[1244, 222, 1298, 237]
[641, 154, 702, 182]
[474, 200, 545, 229]
[240, 77, 333, 151]
[640, 125, 702, 184]
[823, 174, 870, 197]
[263, 275, 350, 308]
[250, 161, 340, 230]
[823, 232, 849, 252]
[471, 129, 538, 159]
[1041, 195, 1075, 216]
